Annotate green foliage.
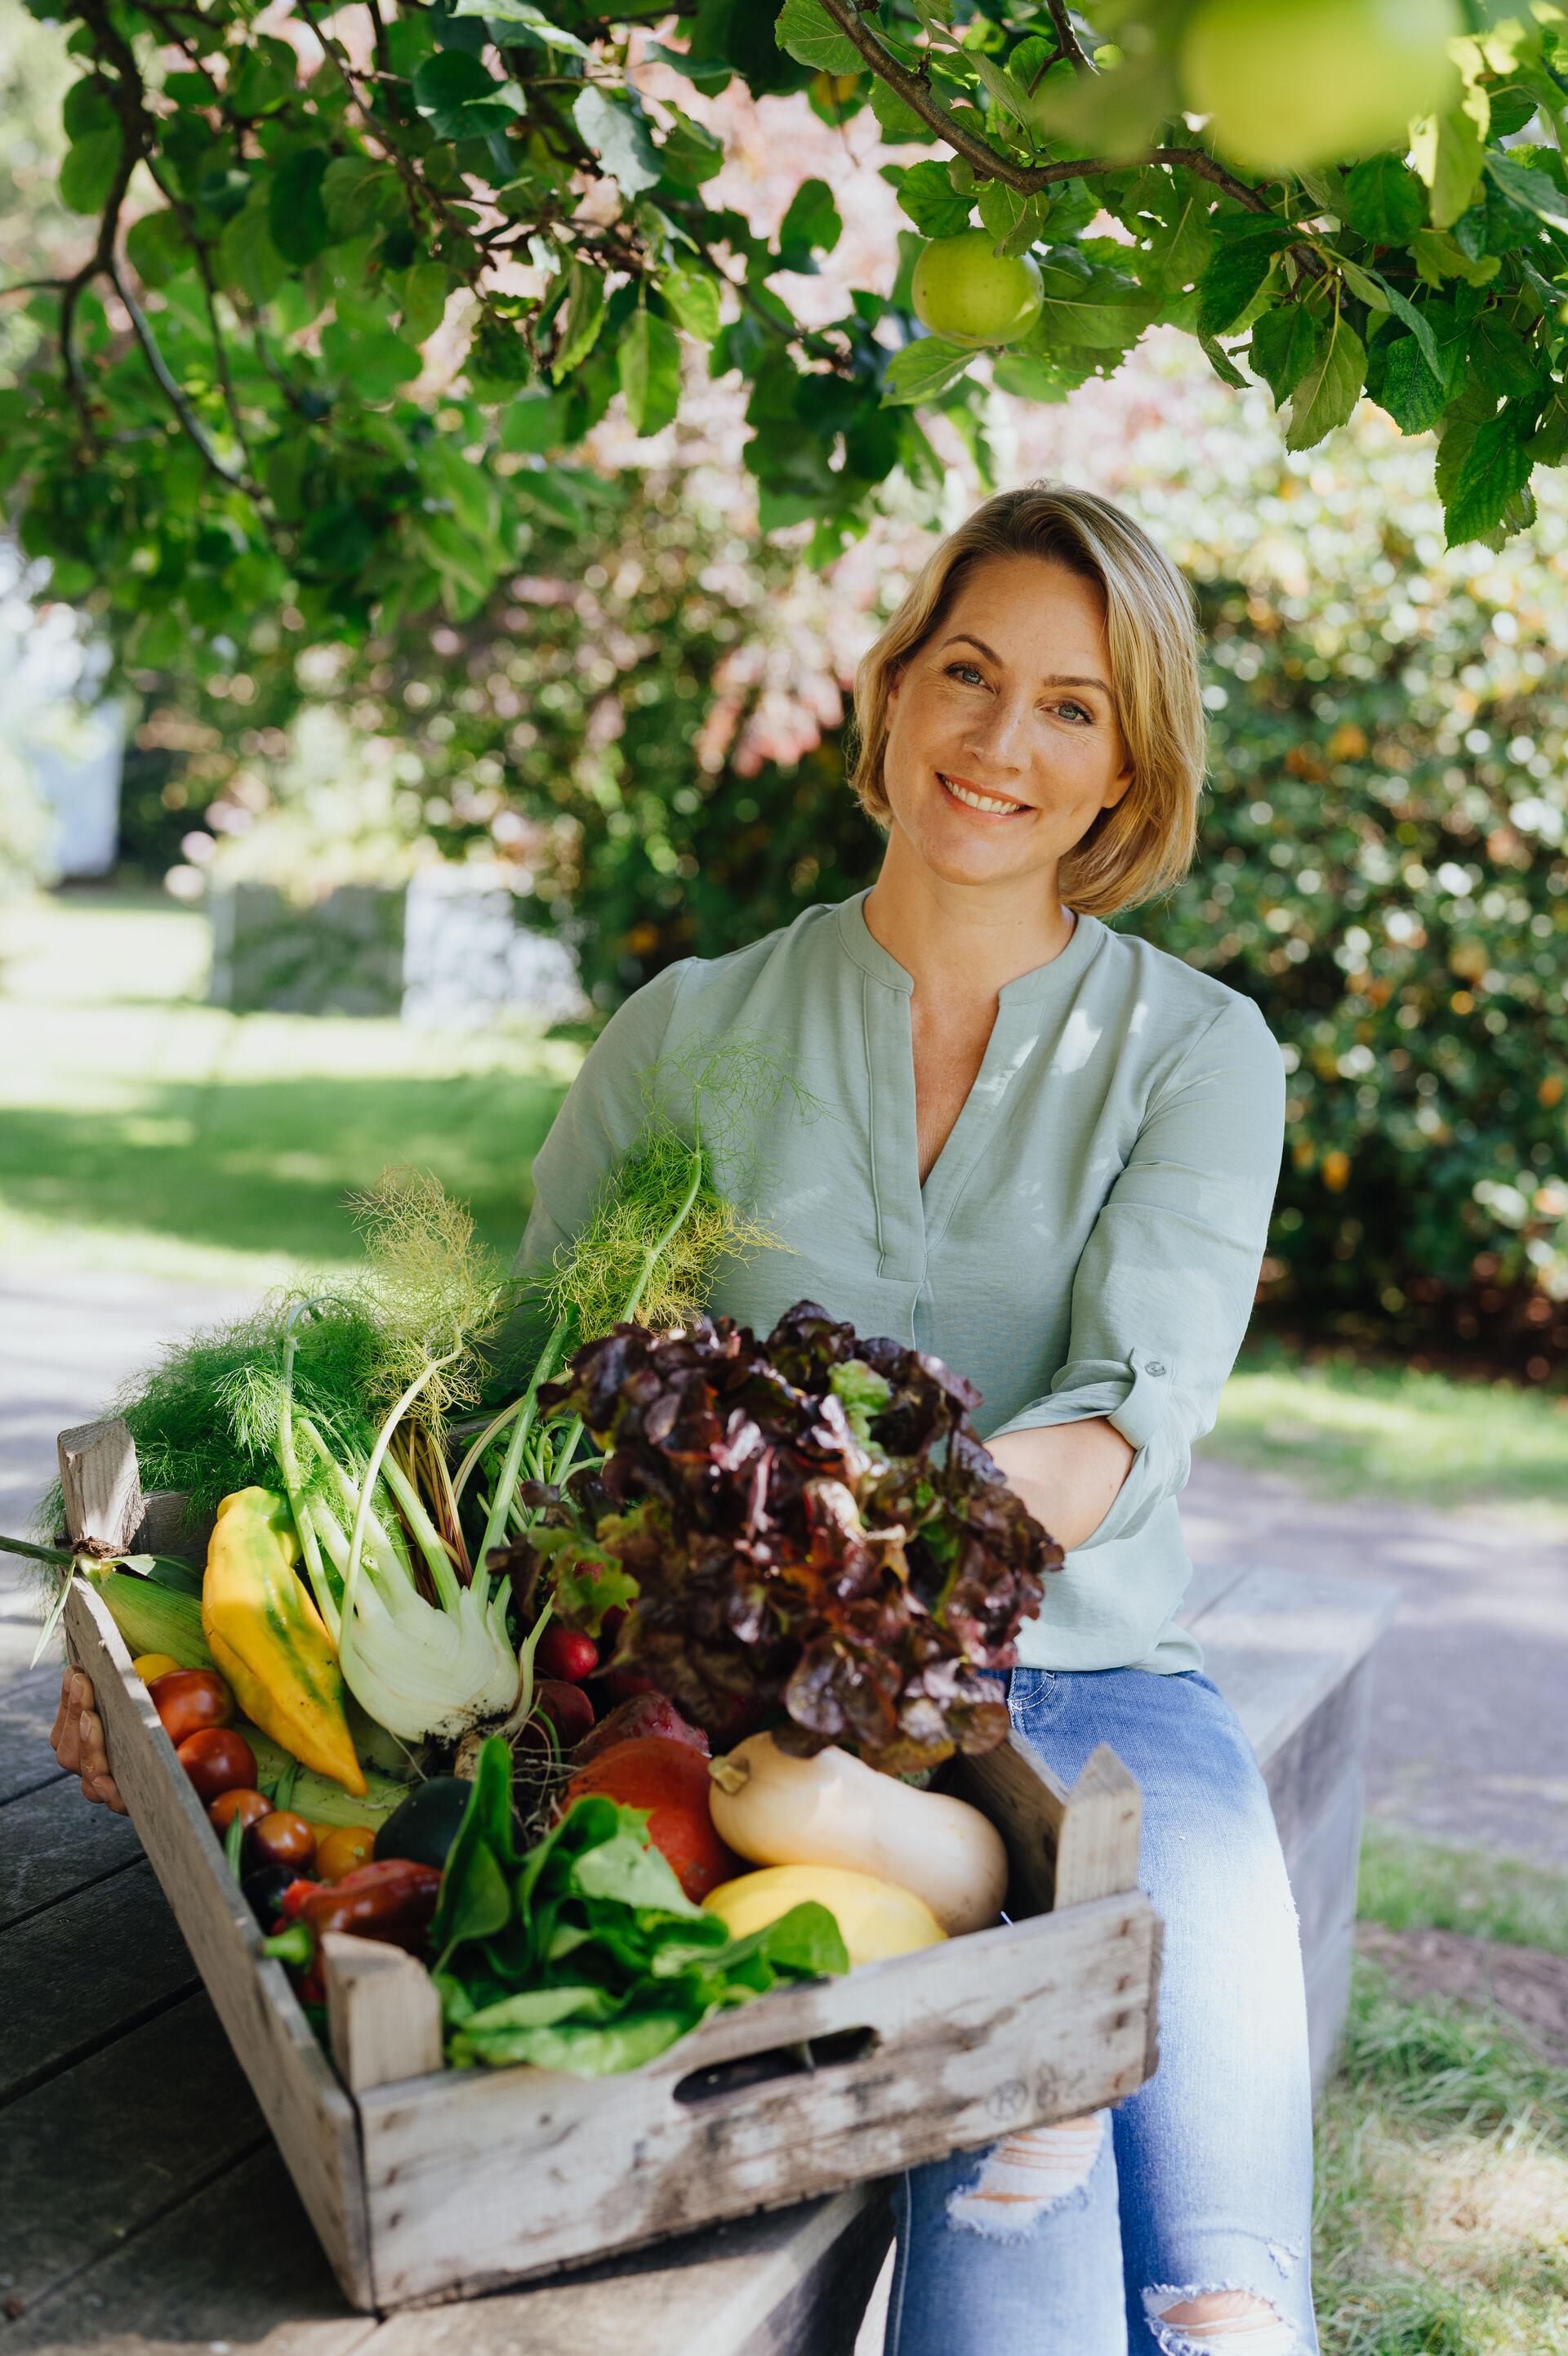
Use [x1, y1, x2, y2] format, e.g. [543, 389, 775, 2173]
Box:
[7, 2, 1568, 672]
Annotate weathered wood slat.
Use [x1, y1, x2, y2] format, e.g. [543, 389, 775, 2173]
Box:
[0, 1861, 198, 2104]
[323, 1934, 443, 2095]
[0, 2147, 376, 2356]
[0, 1991, 265, 2315]
[1174, 1557, 1256, 1628]
[355, 2191, 891, 2356]
[354, 1890, 1158, 2307]
[1192, 1566, 1396, 1765]
[1263, 1656, 1373, 1863]
[0, 1771, 144, 1931]
[57, 1418, 143, 1556]
[0, 1664, 69, 1804]
[63, 1577, 376, 2312]
[951, 1737, 1142, 1915]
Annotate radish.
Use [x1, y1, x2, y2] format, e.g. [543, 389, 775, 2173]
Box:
[535, 1624, 599, 1684]
[572, 1692, 709, 1764]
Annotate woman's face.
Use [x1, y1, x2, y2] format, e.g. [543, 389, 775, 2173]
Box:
[880, 553, 1134, 894]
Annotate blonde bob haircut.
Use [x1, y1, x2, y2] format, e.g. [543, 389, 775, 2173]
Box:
[846, 481, 1206, 916]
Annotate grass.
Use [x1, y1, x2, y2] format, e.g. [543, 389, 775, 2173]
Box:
[1313, 1827, 1568, 2354]
[1204, 1336, 1568, 1529]
[0, 888, 580, 1286]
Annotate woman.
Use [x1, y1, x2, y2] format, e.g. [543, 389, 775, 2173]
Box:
[53, 482, 1310, 2354]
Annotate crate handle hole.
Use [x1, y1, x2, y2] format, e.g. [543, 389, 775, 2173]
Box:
[673, 2025, 880, 2108]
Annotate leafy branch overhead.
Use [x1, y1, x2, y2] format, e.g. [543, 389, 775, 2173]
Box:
[5, 0, 1568, 673]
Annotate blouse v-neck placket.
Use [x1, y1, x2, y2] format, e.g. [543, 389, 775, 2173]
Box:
[834, 892, 1103, 1302]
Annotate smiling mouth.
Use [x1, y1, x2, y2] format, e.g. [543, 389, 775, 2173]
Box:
[938, 772, 1031, 817]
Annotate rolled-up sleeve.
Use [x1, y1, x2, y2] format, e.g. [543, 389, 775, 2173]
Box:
[513, 958, 691, 1282]
[986, 994, 1285, 1551]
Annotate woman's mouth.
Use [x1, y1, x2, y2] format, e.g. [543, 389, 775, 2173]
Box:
[938, 772, 1030, 818]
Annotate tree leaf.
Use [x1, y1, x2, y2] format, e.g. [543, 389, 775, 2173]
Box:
[1372, 330, 1449, 435]
[1283, 308, 1366, 451]
[572, 86, 661, 199]
[268, 149, 332, 266]
[1443, 403, 1535, 546]
[396, 261, 449, 344]
[618, 304, 681, 436]
[658, 261, 722, 343]
[1410, 83, 1490, 230]
[1196, 218, 1295, 339]
[59, 127, 122, 215]
[1249, 305, 1322, 404]
[219, 193, 287, 304]
[1198, 332, 1247, 389]
[125, 208, 189, 291]
[888, 159, 971, 239]
[869, 75, 928, 139]
[879, 336, 973, 406]
[550, 257, 608, 382]
[969, 51, 1034, 132]
[656, 106, 724, 190]
[1340, 155, 1427, 243]
[319, 321, 423, 400]
[1410, 227, 1500, 288]
[778, 176, 842, 262]
[1035, 250, 1156, 351]
[452, 0, 594, 55]
[775, 0, 862, 76]
[1485, 150, 1568, 234]
[1335, 257, 1390, 313]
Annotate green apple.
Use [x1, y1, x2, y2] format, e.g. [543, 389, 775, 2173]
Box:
[1181, 0, 1463, 174]
[911, 231, 1045, 350]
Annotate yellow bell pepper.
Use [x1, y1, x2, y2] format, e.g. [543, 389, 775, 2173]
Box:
[202, 1488, 366, 1796]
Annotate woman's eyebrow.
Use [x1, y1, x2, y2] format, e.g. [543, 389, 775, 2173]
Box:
[938, 632, 1111, 694]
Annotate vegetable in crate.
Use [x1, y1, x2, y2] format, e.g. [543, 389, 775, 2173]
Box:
[523, 1301, 1062, 1775]
[708, 1732, 1009, 1935]
[705, 1865, 947, 1966]
[430, 1737, 847, 2077]
[202, 1488, 365, 1796]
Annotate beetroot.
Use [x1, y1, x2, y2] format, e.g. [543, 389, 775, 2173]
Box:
[534, 1679, 595, 1747]
[572, 1691, 709, 1765]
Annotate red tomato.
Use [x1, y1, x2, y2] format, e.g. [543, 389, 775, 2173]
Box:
[536, 1623, 599, 1684]
[208, 1787, 270, 1836]
[177, 1726, 256, 1804]
[251, 1811, 318, 1872]
[149, 1669, 234, 1746]
[314, 1826, 376, 1884]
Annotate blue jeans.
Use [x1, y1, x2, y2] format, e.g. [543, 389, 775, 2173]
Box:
[884, 1667, 1319, 2356]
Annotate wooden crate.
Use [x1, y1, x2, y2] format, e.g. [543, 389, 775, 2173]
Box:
[60, 1419, 1162, 2315]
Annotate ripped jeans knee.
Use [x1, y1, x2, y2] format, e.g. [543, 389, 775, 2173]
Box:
[1143, 2284, 1307, 2355]
[946, 2110, 1108, 2242]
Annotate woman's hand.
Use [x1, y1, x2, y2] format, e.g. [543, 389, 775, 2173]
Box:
[50, 1665, 127, 1813]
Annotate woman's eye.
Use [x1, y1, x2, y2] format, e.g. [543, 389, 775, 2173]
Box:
[1058, 701, 1093, 725]
[945, 662, 984, 685]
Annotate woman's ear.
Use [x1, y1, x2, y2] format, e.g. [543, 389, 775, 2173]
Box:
[1102, 760, 1134, 813]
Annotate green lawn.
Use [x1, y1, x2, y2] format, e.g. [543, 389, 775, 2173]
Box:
[1203, 1339, 1568, 1528]
[4, 890, 1565, 1528]
[0, 890, 579, 1285]
[1313, 1829, 1568, 2354]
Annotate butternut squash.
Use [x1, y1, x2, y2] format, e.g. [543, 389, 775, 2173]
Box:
[707, 1733, 1009, 1936]
[703, 1864, 945, 1966]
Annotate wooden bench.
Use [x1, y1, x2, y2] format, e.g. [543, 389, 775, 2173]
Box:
[0, 1536, 1393, 2355]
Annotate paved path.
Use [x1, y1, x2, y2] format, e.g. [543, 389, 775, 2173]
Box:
[3, 1259, 1565, 1870]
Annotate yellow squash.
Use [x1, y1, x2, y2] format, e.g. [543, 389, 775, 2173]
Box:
[703, 1864, 947, 1969]
[202, 1487, 365, 1796]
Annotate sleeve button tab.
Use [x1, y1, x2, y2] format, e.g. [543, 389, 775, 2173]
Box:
[1147, 1360, 1167, 1377]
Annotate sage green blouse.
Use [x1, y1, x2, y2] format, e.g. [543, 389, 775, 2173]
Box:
[515, 889, 1285, 1676]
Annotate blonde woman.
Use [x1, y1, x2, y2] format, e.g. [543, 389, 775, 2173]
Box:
[53, 482, 1311, 2351]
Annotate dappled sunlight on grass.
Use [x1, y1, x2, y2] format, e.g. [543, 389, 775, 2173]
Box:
[1316, 1961, 1568, 2355]
[1207, 1337, 1568, 1523]
[0, 890, 582, 1282]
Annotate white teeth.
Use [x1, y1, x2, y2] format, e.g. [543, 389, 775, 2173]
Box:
[940, 774, 1026, 814]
